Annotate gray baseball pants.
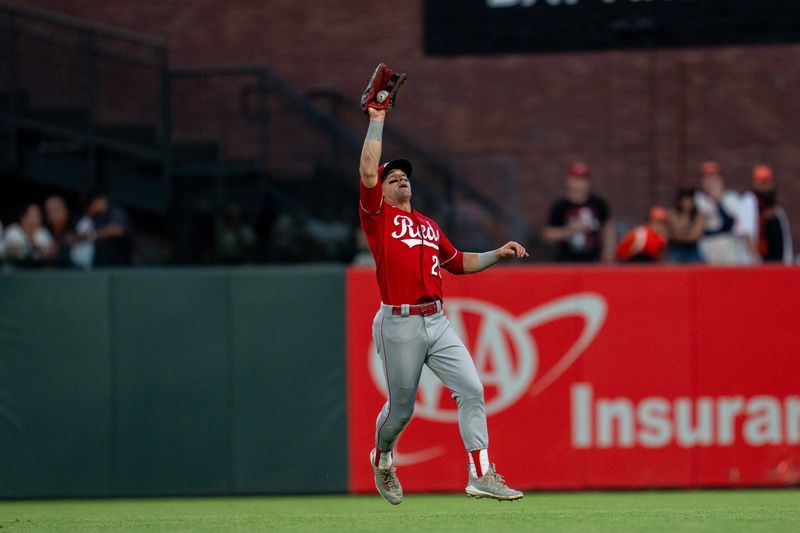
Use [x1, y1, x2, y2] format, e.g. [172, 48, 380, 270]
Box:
[372, 302, 488, 454]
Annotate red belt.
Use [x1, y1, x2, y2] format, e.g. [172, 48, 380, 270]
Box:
[388, 301, 441, 317]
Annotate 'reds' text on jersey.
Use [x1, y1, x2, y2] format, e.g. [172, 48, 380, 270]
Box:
[359, 180, 464, 305]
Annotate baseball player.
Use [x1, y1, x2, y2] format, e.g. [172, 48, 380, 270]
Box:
[359, 65, 527, 504]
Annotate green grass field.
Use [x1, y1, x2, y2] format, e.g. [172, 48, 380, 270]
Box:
[0, 490, 798, 532]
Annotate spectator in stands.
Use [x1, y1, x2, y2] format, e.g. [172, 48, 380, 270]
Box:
[269, 209, 320, 263]
[694, 161, 746, 264]
[69, 211, 95, 270]
[738, 164, 794, 264]
[253, 194, 278, 262]
[666, 187, 705, 263]
[215, 204, 258, 264]
[2, 202, 55, 267]
[306, 205, 352, 262]
[615, 205, 669, 263]
[544, 162, 614, 263]
[43, 195, 77, 267]
[87, 193, 134, 266]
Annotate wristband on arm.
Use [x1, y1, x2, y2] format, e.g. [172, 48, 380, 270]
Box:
[366, 119, 384, 142]
[477, 251, 498, 270]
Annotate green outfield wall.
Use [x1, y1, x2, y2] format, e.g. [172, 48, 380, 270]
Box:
[0, 267, 346, 498]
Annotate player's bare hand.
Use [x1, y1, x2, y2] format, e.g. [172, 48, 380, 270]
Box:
[367, 107, 386, 121]
[496, 241, 529, 259]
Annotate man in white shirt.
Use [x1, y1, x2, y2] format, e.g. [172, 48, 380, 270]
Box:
[694, 161, 749, 265]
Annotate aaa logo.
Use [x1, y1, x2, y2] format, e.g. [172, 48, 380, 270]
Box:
[369, 293, 607, 422]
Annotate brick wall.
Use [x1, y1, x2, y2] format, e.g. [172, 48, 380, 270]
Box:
[9, 0, 800, 253]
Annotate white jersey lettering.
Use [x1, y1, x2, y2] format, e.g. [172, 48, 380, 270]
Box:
[391, 215, 440, 243]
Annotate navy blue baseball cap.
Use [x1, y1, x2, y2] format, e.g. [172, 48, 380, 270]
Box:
[379, 159, 413, 181]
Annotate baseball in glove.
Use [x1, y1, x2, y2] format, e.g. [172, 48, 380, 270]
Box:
[360, 63, 407, 114]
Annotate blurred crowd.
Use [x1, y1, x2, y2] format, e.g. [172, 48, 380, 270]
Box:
[543, 160, 794, 266]
[0, 192, 134, 270]
[1, 159, 794, 269]
[0, 189, 358, 269]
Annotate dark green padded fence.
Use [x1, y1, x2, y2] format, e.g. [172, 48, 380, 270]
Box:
[0, 267, 346, 498]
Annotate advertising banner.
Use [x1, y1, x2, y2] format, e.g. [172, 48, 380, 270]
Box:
[425, 0, 800, 55]
[347, 266, 800, 492]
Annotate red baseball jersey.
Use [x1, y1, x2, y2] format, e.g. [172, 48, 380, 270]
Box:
[359, 180, 464, 305]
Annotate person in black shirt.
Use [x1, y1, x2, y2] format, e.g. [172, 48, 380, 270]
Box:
[666, 187, 705, 263]
[749, 165, 793, 264]
[543, 162, 614, 263]
[87, 193, 134, 267]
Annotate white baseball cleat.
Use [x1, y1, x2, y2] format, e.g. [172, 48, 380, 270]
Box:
[465, 464, 524, 501]
[370, 448, 403, 505]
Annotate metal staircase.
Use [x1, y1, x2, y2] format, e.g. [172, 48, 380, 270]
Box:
[0, 1, 532, 263]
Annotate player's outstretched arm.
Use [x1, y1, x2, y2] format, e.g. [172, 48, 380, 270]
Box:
[359, 107, 386, 189]
[462, 241, 529, 274]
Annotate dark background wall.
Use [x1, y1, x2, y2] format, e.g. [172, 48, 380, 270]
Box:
[0, 267, 346, 498]
[6, 0, 800, 246]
